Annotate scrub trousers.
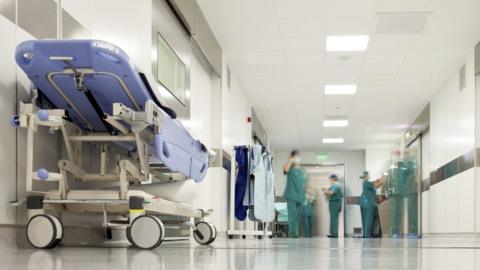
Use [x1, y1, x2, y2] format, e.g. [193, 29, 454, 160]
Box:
[329, 200, 341, 237]
[391, 193, 418, 235]
[361, 204, 375, 238]
[286, 199, 302, 238]
[303, 214, 313, 238]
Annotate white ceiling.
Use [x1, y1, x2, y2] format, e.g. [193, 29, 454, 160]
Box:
[197, 0, 480, 151]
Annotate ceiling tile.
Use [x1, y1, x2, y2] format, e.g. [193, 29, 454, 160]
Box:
[228, 20, 281, 37]
[226, 36, 283, 51]
[278, 19, 326, 36]
[359, 74, 396, 85]
[285, 51, 325, 65]
[223, 0, 276, 20]
[274, 0, 328, 19]
[368, 35, 414, 51]
[249, 65, 289, 77]
[288, 64, 324, 77]
[282, 36, 326, 52]
[245, 52, 285, 65]
[365, 51, 406, 62]
[362, 61, 401, 74]
[326, 16, 374, 34]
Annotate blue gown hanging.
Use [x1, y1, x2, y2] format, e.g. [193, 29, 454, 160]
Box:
[234, 146, 249, 221]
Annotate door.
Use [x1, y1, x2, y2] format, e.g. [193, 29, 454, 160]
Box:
[406, 138, 421, 237]
[304, 165, 345, 237]
[190, 52, 213, 210]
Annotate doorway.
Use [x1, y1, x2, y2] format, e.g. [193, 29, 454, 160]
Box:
[303, 165, 346, 237]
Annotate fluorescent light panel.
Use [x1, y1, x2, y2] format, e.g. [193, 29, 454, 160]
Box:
[323, 138, 344, 144]
[323, 120, 349, 127]
[324, 84, 357, 95]
[326, 35, 370, 51]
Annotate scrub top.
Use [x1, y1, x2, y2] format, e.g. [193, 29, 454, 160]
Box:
[360, 180, 376, 207]
[328, 183, 343, 201]
[283, 168, 307, 204]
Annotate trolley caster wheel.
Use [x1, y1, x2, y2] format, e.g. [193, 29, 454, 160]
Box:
[269, 235, 273, 239]
[228, 235, 234, 240]
[242, 235, 246, 239]
[258, 236, 263, 240]
[193, 221, 217, 245]
[127, 215, 165, 249]
[27, 214, 63, 249]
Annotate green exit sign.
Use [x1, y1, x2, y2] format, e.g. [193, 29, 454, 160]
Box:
[317, 153, 328, 161]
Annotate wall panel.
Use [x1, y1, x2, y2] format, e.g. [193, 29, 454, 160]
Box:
[0, 15, 17, 224]
[428, 51, 476, 233]
[458, 168, 475, 232]
[444, 176, 458, 232]
[421, 191, 429, 233]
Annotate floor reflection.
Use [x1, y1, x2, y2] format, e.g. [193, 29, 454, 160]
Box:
[4, 236, 480, 270]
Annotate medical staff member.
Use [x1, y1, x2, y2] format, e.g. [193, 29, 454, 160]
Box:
[283, 150, 307, 238]
[322, 174, 343, 238]
[359, 171, 384, 238]
[303, 189, 316, 238]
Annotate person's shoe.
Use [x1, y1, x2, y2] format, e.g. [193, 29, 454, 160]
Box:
[327, 235, 338, 238]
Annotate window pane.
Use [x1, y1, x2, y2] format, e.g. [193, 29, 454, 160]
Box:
[157, 34, 186, 105]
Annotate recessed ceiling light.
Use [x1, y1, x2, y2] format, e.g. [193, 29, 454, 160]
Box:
[323, 138, 344, 144]
[324, 84, 357, 95]
[323, 120, 349, 127]
[326, 35, 370, 52]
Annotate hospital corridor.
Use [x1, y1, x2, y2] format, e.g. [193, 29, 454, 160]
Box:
[2, 0, 480, 269]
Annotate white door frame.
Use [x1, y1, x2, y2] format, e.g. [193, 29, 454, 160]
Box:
[301, 163, 346, 237]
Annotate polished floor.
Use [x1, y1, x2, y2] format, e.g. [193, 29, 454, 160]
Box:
[3, 235, 480, 269]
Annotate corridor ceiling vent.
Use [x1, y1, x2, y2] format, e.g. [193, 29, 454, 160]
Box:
[326, 35, 369, 52]
[323, 120, 349, 127]
[324, 84, 357, 95]
[374, 12, 431, 35]
[323, 138, 345, 144]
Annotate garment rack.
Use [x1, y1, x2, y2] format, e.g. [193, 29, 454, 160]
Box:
[227, 147, 273, 239]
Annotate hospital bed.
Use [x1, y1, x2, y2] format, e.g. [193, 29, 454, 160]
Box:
[12, 39, 217, 249]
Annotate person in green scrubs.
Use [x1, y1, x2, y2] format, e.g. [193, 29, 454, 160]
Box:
[283, 150, 307, 238]
[322, 174, 343, 238]
[390, 159, 418, 238]
[302, 189, 315, 238]
[359, 171, 384, 238]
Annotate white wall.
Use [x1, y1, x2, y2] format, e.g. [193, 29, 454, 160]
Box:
[428, 50, 476, 233]
[274, 150, 365, 235]
[221, 61, 253, 154]
[62, 0, 152, 71]
[0, 15, 17, 224]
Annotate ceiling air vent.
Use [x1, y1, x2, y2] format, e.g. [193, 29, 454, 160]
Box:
[459, 64, 466, 91]
[374, 12, 430, 35]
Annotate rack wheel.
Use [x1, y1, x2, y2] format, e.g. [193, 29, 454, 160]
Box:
[242, 235, 246, 239]
[258, 235, 263, 240]
[228, 235, 234, 239]
[27, 214, 63, 249]
[193, 221, 217, 245]
[127, 215, 165, 249]
[269, 235, 273, 239]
